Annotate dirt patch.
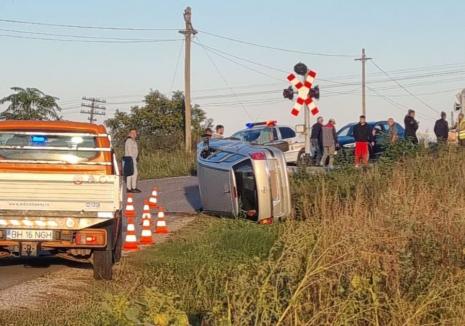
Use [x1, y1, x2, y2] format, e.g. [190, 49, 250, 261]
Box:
[0, 215, 196, 311]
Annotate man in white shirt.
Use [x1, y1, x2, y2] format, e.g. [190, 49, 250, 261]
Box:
[124, 129, 141, 193]
[212, 125, 224, 139]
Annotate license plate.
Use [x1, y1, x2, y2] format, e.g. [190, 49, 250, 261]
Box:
[6, 229, 54, 241]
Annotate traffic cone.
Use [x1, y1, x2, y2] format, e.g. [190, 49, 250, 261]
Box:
[155, 207, 169, 234]
[123, 215, 139, 251]
[124, 194, 136, 218]
[140, 216, 154, 245]
[142, 200, 151, 220]
[148, 187, 159, 209]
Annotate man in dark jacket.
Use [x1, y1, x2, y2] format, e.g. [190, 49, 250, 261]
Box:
[404, 109, 419, 144]
[353, 115, 373, 168]
[434, 111, 449, 143]
[310, 116, 324, 164]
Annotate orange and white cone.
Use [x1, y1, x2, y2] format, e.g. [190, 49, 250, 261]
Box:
[142, 200, 151, 220]
[123, 216, 139, 251]
[124, 194, 136, 218]
[140, 216, 154, 245]
[148, 187, 159, 209]
[155, 207, 169, 234]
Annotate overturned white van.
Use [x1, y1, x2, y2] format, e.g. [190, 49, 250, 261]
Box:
[197, 139, 291, 224]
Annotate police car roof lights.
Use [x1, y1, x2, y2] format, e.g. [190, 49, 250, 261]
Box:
[245, 120, 277, 128]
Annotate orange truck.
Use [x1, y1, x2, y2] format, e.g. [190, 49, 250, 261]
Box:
[0, 120, 122, 280]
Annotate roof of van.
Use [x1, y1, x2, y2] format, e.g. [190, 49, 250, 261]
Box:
[0, 120, 107, 134]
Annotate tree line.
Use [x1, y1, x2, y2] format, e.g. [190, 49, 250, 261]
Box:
[0, 87, 211, 150]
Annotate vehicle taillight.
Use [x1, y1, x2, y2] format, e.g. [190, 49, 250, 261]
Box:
[259, 217, 273, 225]
[250, 152, 266, 160]
[75, 230, 106, 246]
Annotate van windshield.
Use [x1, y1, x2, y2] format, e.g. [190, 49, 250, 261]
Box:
[0, 133, 99, 163]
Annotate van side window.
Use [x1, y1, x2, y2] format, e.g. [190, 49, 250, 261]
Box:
[279, 127, 296, 139]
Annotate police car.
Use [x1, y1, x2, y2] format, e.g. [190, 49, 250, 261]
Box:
[230, 121, 305, 164]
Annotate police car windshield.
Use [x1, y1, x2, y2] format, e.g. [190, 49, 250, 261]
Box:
[233, 128, 274, 144]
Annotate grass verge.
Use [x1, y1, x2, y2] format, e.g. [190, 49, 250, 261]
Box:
[5, 144, 465, 325]
[137, 150, 196, 180]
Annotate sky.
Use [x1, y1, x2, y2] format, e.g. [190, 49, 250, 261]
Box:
[0, 0, 464, 136]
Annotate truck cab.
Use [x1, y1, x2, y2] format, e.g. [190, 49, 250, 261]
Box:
[0, 121, 122, 280]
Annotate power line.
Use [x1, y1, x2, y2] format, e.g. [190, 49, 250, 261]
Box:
[193, 41, 281, 81]
[0, 18, 178, 31]
[169, 41, 184, 94]
[199, 30, 356, 58]
[81, 97, 106, 123]
[0, 33, 182, 43]
[0, 27, 181, 42]
[371, 60, 440, 114]
[194, 40, 287, 74]
[196, 42, 253, 120]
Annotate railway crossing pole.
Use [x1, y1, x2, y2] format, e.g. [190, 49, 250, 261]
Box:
[283, 63, 320, 161]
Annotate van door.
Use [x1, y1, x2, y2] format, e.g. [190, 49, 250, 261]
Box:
[197, 164, 238, 216]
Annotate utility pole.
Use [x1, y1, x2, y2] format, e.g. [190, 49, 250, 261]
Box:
[355, 48, 372, 117]
[81, 97, 106, 123]
[179, 7, 197, 153]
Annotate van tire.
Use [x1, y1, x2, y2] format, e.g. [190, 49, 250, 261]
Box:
[93, 249, 113, 280]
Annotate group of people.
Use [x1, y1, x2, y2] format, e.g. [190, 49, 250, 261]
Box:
[310, 108, 458, 169]
[203, 125, 225, 139]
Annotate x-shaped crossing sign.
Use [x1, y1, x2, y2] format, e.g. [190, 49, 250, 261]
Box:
[286, 70, 319, 117]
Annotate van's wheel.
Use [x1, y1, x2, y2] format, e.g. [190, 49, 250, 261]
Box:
[93, 249, 113, 280]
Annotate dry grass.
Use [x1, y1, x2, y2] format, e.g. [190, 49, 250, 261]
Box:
[4, 145, 465, 325]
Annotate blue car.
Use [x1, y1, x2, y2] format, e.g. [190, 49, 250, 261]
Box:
[336, 121, 405, 157]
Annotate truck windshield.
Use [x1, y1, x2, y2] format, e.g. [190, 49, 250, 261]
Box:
[0, 133, 99, 163]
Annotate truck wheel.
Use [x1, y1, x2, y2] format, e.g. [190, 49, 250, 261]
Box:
[113, 213, 123, 263]
[93, 249, 113, 280]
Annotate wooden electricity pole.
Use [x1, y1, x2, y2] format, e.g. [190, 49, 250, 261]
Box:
[355, 48, 371, 117]
[179, 7, 197, 153]
[81, 97, 106, 123]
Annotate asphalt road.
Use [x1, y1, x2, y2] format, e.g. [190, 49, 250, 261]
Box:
[0, 176, 200, 292]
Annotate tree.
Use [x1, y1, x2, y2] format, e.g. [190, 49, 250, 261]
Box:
[105, 90, 212, 151]
[0, 87, 61, 120]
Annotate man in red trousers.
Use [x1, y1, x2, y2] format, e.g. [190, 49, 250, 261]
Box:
[353, 115, 373, 168]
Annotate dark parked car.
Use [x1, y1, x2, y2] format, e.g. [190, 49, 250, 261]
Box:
[337, 121, 405, 158]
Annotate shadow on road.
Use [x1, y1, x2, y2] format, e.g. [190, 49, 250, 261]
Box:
[0, 256, 91, 269]
[183, 185, 202, 212]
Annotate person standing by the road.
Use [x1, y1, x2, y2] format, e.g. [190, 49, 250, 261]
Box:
[404, 109, 419, 144]
[456, 113, 465, 146]
[310, 116, 324, 164]
[434, 111, 449, 144]
[213, 125, 225, 139]
[353, 115, 373, 168]
[125, 129, 141, 193]
[320, 118, 337, 170]
[387, 118, 399, 144]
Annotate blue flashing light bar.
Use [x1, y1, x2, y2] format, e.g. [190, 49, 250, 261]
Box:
[31, 135, 47, 143]
[245, 120, 277, 128]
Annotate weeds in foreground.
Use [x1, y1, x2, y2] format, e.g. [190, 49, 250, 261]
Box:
[5, 145, 465, 325]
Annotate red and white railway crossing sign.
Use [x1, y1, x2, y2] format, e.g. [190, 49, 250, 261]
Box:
[286, 70, 319, 117]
